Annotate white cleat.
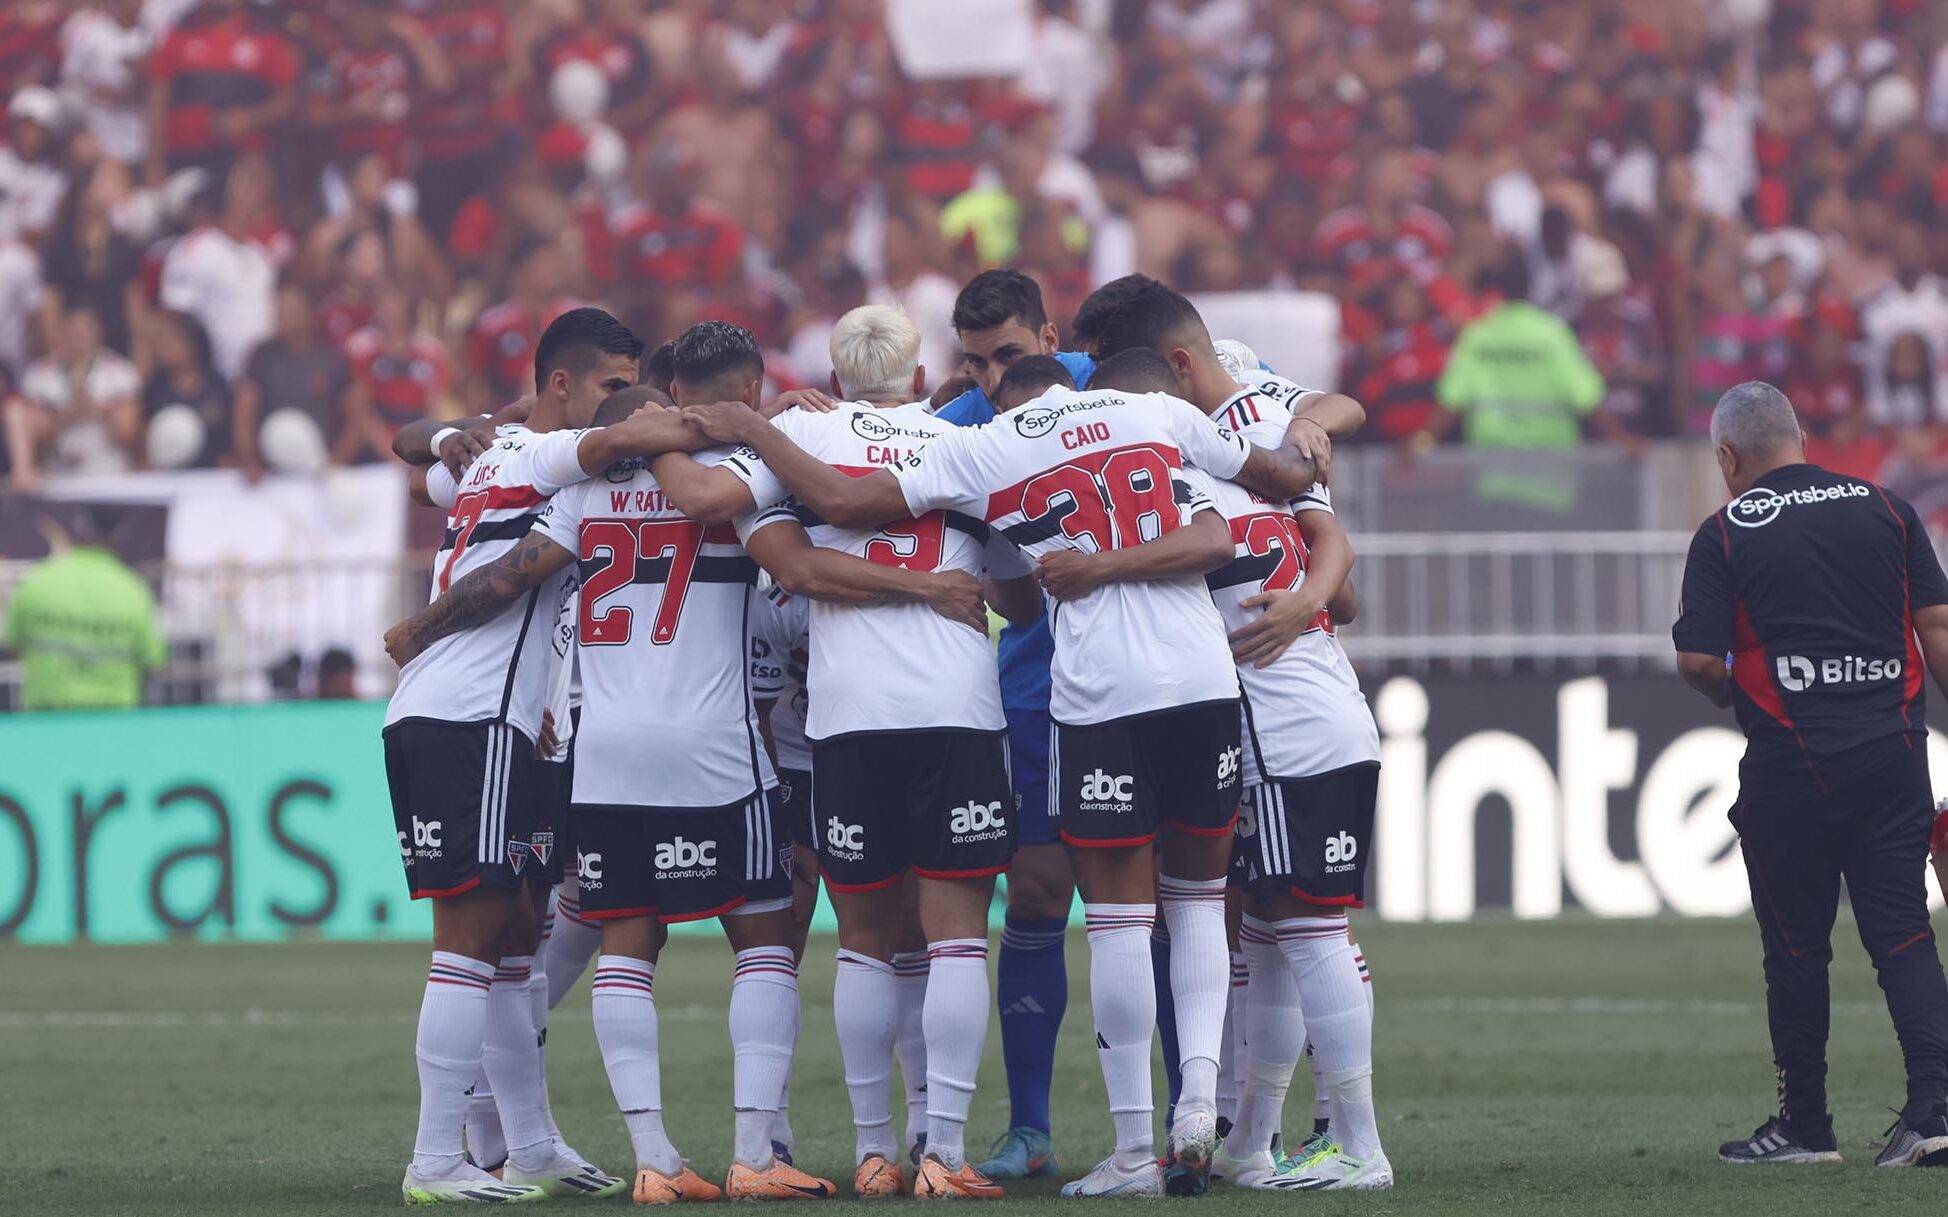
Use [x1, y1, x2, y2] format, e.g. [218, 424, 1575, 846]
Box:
[1209, 1144, 1276, 1188]
[1256, 1146, 1393, 1192]
[1059, 1155, 1163, 1198]
[402, 1162, 545, 1204]
[1163, 1106, 1219, 1196]
[501, 1146, 628, 1198]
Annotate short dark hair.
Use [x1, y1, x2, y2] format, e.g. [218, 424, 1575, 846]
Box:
[1090, 347, 1181, 395]
[994, 355, 1075, 410]
[593, 385, 673, 427]
[318, 647, 356, 678]
[1094, 283, 1207, 362]
[533, 307, 644, 393]
[645, 340, 677, 393]
[952, 269, 1046, 335]
[671, 320, 764, 390]
[1071, 274, 1159, 346]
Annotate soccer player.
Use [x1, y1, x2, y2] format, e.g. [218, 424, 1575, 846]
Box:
[644, 307, 1023, 1197]
[1081, 337, 1391, 1191]
[677, 343, 1322, 1198]
[380, 308, 667, 1204]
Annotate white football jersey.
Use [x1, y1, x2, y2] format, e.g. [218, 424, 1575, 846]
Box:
[539, 580, 579, 764]
[723, 401, 1016, 739]
[535, 450, 777, 809]
[1207, 386, 1378, 783]
[385, 426, 592, 742]
[892, 386, 1249, 726]
[748, 589, 812, 772]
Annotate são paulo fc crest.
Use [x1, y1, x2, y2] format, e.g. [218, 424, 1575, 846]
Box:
[529, 832, 555, 867]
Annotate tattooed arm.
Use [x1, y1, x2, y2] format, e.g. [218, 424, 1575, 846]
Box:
[383, 531, 575, 667]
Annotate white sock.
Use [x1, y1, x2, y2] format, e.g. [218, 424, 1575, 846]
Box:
[1235, 916, 1302, 1155]
[1277, 918, 1379, 1160]
[923, 938, 990, 1168]
[1158, 875, 1228, 1115]
[544, 885, 603, 1010]
[731, 947, 799, 1167]
[834, 950, 899, 1165]
[482, 956, 554, 1169]
[892, 949, 930, 1151]
[527, 955, 564, 1146]
[591, 955, 680, 1174]
[1085, 903, 1157, 1168]
[465, 1075, 505, 1168]
[1218, 950, 1246, 1125]
[1309, 1044, 1330, 1128]
[413, 952, 496, 1173]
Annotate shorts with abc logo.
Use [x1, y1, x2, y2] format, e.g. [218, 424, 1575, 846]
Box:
[570, 789, 793, 923]
[810, 729, 1015, 891]
[1230, 761, 1380, 907]
[1052, 700, 1242, 847]
[384, 718, 547, 900]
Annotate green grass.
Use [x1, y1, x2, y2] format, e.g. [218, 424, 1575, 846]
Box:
[5, 917, 1946, 1215]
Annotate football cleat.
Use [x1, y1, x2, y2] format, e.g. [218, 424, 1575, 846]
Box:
[632, 1164, 724, 1204]
[1874, 1111, 1948, 1168]
[725, 1159, 836, 1200]
[1209, 1142, 1276, 1188]
[1162, 1106, 1218, 1197]
[501, 1147, 628, 1198]
[1257, 1146, 1393, 1191]
[402, 1162, 545, 1204]
[914, 1156, 1004, 1199]
[974, 1126, 1058, 1180]
[1718, 1117, 1842, 1165]
[852, 1154, 907, 1199]
[1058, 1155, 1162, 1198]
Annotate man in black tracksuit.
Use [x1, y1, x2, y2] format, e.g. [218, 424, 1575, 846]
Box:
[1674, 381, 1948, 1168]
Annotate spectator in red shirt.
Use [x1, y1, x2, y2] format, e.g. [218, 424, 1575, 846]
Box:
[145, 0, 299, 185]
[411, 0, 521, 244]
[593, 141, 744, 308]
[465, 238, 576, 404]
[1313, 150, 1453, 291]
[302, 0, 453, 185]
[1352, 275, 1453, 443]
[530, 8, 656, 137]
[345, 287, 450, 458]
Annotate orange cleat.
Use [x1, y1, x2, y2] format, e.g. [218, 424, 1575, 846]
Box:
[913, 1157, 1004, 1200]
[724, 1159, 836, 1200]
[853, 1155, 907, 1199]
[633, 1164, 723, 1204]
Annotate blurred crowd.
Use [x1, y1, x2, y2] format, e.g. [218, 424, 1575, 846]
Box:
[4, 0, 1948, 495]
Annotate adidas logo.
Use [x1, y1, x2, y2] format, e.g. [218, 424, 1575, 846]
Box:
[1001, 996, 1047, 1016]
[1095, 1030, 1111, 1051]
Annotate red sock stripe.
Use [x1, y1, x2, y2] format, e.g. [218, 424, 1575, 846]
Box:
[428, 965, 492, 990]
[1238, 923, 1276, 946]
[1157, 884, 1227, 902]
[735, 950, 799, 980]
[927, 943, 989, 960]
[592, 965, 655, 997]
[493, 966, 531, 983]
[891, 954, 931, 977]
[1086, 917, 1154, 934]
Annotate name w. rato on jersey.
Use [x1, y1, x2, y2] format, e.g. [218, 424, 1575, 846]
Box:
[537, 448, 776, 809]
[891, 385, 1251, 726]
[386, 425, 589, 742]
[1206, 386, 1379, 784]
[724, 401, 1016, 740]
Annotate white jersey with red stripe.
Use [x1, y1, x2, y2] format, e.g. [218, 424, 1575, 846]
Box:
[891, 385, 1250, 726]
[723, 401, 1017, 739]
[747, 588, 812, 771]
[535, 448, 776, 809]
[385, 425, 592, 741]
[1205, 386, 1377, 783]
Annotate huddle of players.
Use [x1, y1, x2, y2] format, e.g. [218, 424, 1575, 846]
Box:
[378, 268, 1390, 1204]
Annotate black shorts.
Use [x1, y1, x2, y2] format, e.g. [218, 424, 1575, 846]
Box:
[532, 723, 578, 888]
[384, 719, 546, 900]
[1231, 762, 1379, 907]
[572, 790, 793, 924]
[811, 729, 1015, 891]
[1052, 701, 1242, 848]
[775, 767, 815, 849]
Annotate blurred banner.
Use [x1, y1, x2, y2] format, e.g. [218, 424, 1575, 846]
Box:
[3, 680, 1941, 943]
[1190, 290, 1342, 397]
[885, 0, 1033, 78]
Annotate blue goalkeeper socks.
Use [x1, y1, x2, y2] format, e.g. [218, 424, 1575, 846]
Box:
[996, 915, 1069, 1133]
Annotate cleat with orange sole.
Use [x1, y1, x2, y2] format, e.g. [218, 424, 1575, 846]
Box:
[913, 1157, 1004, 1200]
[724, 1159, 836, 1200]
[853, 1155, 907, 1199]
[633, 1165, 723, 1204]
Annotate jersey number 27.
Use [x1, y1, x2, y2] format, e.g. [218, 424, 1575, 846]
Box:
[578, 520, 702, 646]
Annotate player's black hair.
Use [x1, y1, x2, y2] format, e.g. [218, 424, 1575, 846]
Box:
[533, 307, 645, 393]
[1071, 274, 1159, 347]
[951, 269, 1047, 335]
[994, 355, 1076, 411]
[1093, 283, 1208, 362]
[1089, 347, 1180, 395]
[670, 320, 764, 391]
[593, 385, 673, 427]
[645, 340, 678, 394]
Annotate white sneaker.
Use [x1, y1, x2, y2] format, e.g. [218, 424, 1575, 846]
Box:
[501, 1145, 627, 1198]
[1059, 1155, 1162, 1198]
[1257, 1146, 1393, 1191]
[1209, 1144, 1276, 1187]
[402, 1161, 545, 1204]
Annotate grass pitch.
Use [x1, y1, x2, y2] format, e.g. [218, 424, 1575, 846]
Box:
[6, 916, 1946, 1215]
